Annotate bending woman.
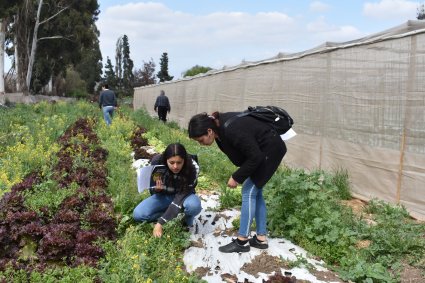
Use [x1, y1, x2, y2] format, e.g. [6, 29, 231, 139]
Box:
[133, 143, 202, 237]
[188, 111, 286, 253]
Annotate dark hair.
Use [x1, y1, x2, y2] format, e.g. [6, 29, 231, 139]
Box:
[161, 143, 196, 191]
[103, 83, 109, 89]
[188, 112, 219, 138]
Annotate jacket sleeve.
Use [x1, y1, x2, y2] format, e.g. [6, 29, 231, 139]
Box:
[226, 127, 265, 185]
[157, 191, 191, 225]
[166, 97, 171, 111]
[154, 97, 158, 110]
[113, 93, 118, 107]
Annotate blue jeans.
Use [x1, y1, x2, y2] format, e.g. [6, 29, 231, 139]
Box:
[102, 106, 115, 125]
[133, 193, 202, 226]
[238, 178, 267, 238]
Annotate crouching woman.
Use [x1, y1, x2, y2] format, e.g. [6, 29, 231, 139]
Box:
[133, 143, 202, 237]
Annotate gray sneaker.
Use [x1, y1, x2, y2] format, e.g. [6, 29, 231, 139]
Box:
[249, 235, 269, 249]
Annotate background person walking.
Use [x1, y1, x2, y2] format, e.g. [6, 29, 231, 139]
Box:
[98, 83, 117, 126]
[154, 90, 171, 122]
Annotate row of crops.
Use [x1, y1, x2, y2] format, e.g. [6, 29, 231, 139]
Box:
[0, 100, 424, 282]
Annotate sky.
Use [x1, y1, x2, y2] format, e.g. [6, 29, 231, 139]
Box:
[10, 0, 425, 80]
[96, 0, 424, 79]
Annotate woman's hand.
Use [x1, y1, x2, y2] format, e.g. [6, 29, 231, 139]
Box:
[227, 177, 239, 188]
[153, 223, 163, 237]
[155, 179, 164, 192]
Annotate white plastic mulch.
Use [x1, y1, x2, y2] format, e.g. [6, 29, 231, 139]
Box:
[183, 194, 340, 283]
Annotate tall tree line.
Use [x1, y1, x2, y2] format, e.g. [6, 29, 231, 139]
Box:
[1, 0, 101, 97]
[1, 1, 175, 99]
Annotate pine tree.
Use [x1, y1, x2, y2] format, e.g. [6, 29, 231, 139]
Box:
[122, 35, 134, 96]
[103, 57, 116, 89]
[115, 34, 134, 96]
[157, 52, 173, 82]
[418, 3, 425, 20]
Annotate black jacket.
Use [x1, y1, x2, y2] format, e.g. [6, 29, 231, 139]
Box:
[154, 95, 170, 111]
[216, 112, 286, 188]
[150, 154, 198, 225]
[99, 89, 117, 108]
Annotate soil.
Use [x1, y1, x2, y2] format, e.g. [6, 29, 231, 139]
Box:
[192, 252, 345, 282]
[399, 264, 425, 283]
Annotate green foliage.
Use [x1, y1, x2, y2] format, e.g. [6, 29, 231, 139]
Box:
[0, 101, 96, 195]
[331, 167, 351, 200]
[418, 3, 425, 20]
[103, 57, 117, 89]
[98, 223, 204, 283]
[114, 35, 134, 97]
[24, 180, 79, 216]
[95, 111, 139, 216]
[183, 65, 213, 77]
[264, 167, 425, 282]
[362, 200, 425, 266]
[65, 67, 88, 98]
[157, 52, 174, 82]
[121, 35, 134, 96]
[133, 58, 156, 87]
[13, 0, 101, 93]
[28, 266, 99, 283]
[219, 186, 241, 210]
[336, 258, 397, 283]
[284, 253, 315, 270]
[265, 168, 359, 264]
[75, 34, 103, 94]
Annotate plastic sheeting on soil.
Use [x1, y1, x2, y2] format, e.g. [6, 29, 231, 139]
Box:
[183, 194, 342, 283]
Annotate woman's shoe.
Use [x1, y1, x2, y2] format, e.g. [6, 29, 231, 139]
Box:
[218, 238, 250, 253]
[249, 235, 269, 249]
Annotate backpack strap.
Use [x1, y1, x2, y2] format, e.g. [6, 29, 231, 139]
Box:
[223, 112, 250, 129]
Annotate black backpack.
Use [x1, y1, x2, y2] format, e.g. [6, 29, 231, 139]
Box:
[223, 106, 294, 135]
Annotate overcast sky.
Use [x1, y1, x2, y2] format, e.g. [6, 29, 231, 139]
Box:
[14, 1, 425, 80]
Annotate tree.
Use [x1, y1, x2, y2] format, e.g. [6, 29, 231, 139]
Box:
[0, 0, 23, 97]
[115, 36, 122, 89]
[183, 65, 212, 78]
[121, 35, 134, 96]
[133, 58, 156, 87]
[13, 0, 100, 94]
[418, 3, 425, 20]
[75, 27, 102, 94]
[0, 20, 6, 98]
[103, 56, 116, 89]
[157, 52, 173, 82]
[115, 34, 134, 96]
